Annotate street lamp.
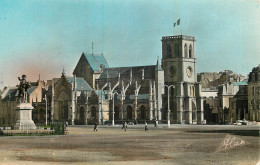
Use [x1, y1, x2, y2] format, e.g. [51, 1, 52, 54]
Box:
[164, 84, 175, 128]
[112, 92, 118, 126]
[191, 98, 197, 124]
[45, 94, 48, 126]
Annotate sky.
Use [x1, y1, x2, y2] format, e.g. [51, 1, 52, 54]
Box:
[0, 0, 260, 87]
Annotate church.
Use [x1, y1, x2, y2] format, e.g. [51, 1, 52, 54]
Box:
[50, 34, 204, 125]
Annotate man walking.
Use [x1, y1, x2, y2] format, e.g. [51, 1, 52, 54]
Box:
[145, 122, 148, 131]
[93, 122, 98, 132]
[125, 122, 127, 131]
[122, 122, 127, 131]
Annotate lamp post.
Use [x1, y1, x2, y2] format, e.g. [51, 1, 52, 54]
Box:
[191, 98, 197, 124]
[45, 94, 47, 126]
[164, 85, 175, 128]
[112, 92, 118, 126]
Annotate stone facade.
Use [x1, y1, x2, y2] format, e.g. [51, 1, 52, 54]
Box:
[248, 65, 260, 121]
[0, 88, 18, 128]
[73, 53, 109, 89]
[217, 82, 248, 124]
[0, 81, 47, 127]
[69, 35, 204, 125]
[93, 63, 164, 124]
[48, 72, 93, 125]
[198, 71, 247, 89]
[161, 35, 204, 124]
[6, 35, 258, 126]
[201, 89, 218, 124]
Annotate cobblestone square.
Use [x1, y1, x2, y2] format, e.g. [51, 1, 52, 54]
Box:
[0, 125, 259, 165]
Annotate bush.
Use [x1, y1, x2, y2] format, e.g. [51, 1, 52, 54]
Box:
[74, 119, 85, 125]
[50, 123, 65, 135]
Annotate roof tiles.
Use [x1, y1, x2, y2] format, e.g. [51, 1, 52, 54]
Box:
[84, 53, 109, 71]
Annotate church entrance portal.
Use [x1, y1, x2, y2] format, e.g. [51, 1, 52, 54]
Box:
[114, 106, 120, 120]
[140, 105, 146, 120]
[127, 106, 133, 120]
[79, 107, 85, 124]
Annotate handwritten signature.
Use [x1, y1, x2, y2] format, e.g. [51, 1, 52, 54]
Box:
[217, 135, 246, 151]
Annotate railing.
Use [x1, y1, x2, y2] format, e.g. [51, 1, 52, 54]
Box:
[162, 35, 195, 41]
[2, 129, 55, 136]
[0, 122, 67, 136]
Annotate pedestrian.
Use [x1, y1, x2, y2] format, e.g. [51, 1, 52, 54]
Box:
[154, 120, 157, 128]
[145, 122, 148, 131]
[122, 122, 127, 131]
[125, 122, 127, 131]
[93, 122, 98, 132]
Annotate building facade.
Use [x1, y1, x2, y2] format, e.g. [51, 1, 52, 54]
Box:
[248, 65, 260, 121]
[71, 35, 204, 124]
[161, 35, 204, 124]
[217, 82, 248, 124]
[93, 62, 165, 124]
[48, 72, 93, 125]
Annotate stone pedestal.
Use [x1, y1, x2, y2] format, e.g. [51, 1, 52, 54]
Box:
[15, 103, 37, 130]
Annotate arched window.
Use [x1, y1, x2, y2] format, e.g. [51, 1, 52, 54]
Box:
[184, 44, 188, 58]
[80, 107, 85, 124]
[175, 43, 179, 57]
[114, 106, 120, 120]
[167, 44, 172, 58]
[189, 44, 192, 58]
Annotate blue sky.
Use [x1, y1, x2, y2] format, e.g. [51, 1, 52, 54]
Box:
[0, 0, 259, 86]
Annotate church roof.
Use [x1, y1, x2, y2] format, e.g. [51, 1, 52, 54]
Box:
[84, 53, 109, 71]
[232, 81, 247, 86]
[2, 87, 17, 101]
[27, 86, 37, 95]
[66, 76, 93, 91]
[129, 94, 149, 100]
[97, 65, 156, 80]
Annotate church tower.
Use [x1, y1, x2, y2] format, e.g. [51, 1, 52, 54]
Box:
[161, 35, 204, 124]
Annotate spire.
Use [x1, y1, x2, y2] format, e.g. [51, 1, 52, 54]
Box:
[106, 70, 109, 79]
[130, 68, 132, 85]
[62, 66, 65, 75]
[156, 56, 163, 71]
[142, 69, 144, 80]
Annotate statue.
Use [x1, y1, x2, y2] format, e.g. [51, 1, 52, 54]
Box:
[15, 74, 36, 130]
[17, 74, 31, 102]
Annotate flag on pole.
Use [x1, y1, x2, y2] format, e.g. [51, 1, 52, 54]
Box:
[177, 19, 180, 25]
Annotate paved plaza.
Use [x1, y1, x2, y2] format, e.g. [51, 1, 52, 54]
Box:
[0, 124, 259, 165]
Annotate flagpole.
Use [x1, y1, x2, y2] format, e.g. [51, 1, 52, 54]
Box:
[181, 20, 182, 35]
[173, 25, 174, 36]
[180, 19, 182, 35]
[173, 22, 176, 36]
